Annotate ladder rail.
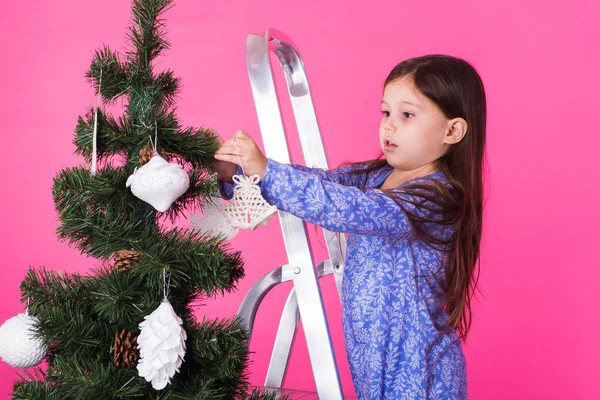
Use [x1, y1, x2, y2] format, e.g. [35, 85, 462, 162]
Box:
[237, 261, 337, 388]
[239, 28, 347, 399]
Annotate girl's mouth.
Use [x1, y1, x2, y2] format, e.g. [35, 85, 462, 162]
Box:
[384, 140, 398, 151]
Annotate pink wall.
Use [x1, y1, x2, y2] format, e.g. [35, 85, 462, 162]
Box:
[1, 0, 598, 398]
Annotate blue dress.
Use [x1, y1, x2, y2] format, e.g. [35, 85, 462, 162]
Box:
[219, 159, 468, 400]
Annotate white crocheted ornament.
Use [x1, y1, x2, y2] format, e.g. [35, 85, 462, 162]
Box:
[126, 154, 190, 212]
[190, 197, 238, 240]
[0, 312, 48, 368]
[136, 299, 186, 390]
[221, 174, 277, 230]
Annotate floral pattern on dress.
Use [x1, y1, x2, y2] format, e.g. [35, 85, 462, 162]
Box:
[219, 159, 468, 400]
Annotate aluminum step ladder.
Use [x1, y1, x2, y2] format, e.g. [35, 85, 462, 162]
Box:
[236, 28, 348, 399]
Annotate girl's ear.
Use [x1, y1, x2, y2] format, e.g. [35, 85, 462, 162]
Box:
[443, 117, 468, 145]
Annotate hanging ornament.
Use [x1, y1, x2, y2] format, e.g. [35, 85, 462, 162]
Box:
[191, 193, 238, 240]
[219, 133, 277, 229]
[221, 174, 277, 229]
[136, 270, 186, 390]
[126, 127, 190, 212]
[0, 309, 48, 368]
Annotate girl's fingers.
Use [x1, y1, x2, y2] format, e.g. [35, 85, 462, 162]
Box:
[214, 153, 240, 165]
[217, 144, 248, 156]
[231, 131, 254, 144]
[234, 129, 251, 139]
[216, 144, 234, 154]
[215, 131, 258, 159]
[221, 138, 251, 149]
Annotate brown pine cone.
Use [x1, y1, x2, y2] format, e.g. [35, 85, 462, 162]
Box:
[138, 146, 156, 165]
[138, 146, 173, 165]
[112, 329, 139, 367]
[113, 249, 143, 272]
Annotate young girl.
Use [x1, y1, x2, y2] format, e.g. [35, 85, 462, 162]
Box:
[213, 54, 486, 400]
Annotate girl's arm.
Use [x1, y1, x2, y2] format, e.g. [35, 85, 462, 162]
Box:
[259, 158, 419, 237]
[218, 163, 368, 200]
[287, 163, 368, 186]
[213, 130, 439, 237]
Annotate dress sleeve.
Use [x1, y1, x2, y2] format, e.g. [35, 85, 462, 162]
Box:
[218, 162, 368, 200]
[260, 159, 418, 237]
[217, 165, 244, 200]
[287, 163, 368, 187]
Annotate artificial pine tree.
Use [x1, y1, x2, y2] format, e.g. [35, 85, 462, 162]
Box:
[9, 1, 278, 398]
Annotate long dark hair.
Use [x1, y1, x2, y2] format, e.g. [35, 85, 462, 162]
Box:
[348, 54, 486, 340]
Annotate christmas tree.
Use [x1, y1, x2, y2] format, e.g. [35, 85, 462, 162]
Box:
[6, 0, 276, 398]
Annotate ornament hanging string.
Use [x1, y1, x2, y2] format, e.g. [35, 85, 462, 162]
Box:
[162, 268, 171, 301]
[234, 131, 245, 176]
[149, 123, 159, 157]
[91, 68, 102, 175]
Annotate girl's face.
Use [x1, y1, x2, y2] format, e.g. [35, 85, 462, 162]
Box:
[379, 76, 453, 172]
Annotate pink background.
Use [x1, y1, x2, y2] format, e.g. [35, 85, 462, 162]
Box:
[1, 0, 599, 399]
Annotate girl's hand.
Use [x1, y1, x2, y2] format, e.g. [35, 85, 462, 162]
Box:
[211, 134, 237, 183]
[214, 130, 268, 180]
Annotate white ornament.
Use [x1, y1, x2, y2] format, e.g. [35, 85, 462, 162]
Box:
[0, 312, 48, 368]
[126, 154, 190, 212]
[221, 174, 278, 230]
[190, 197, 238, 240]
[136, 299, 186, 390]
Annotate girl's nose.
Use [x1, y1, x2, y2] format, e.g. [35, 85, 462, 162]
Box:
[384, 121, 395, 133]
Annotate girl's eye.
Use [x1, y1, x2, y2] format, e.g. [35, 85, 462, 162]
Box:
[402, 112, 415, 118]
[380, 110, 390, 117]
